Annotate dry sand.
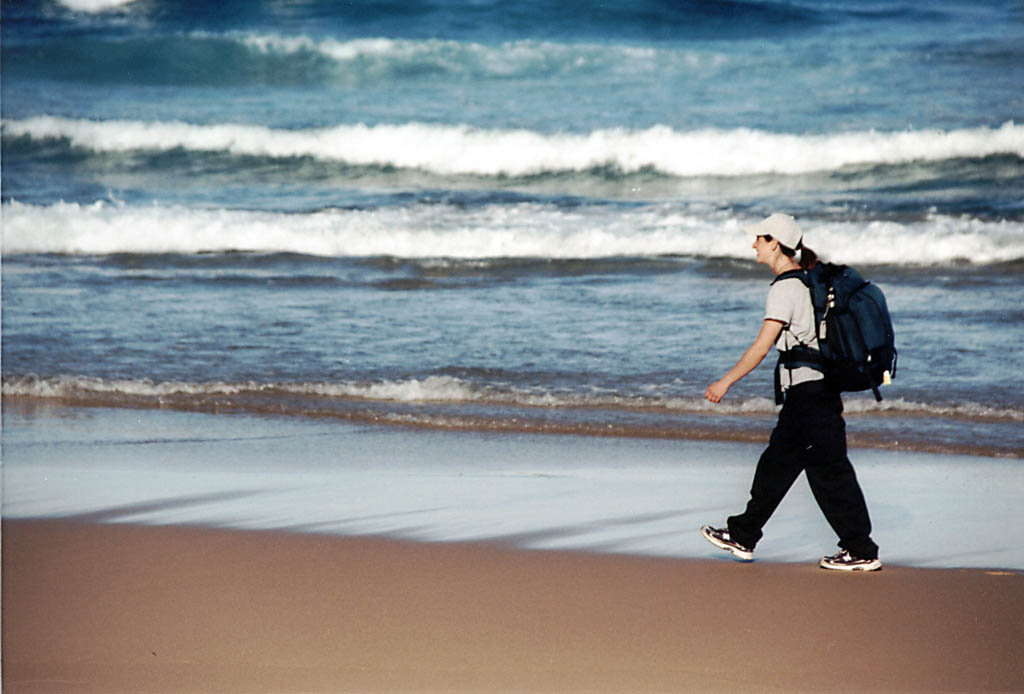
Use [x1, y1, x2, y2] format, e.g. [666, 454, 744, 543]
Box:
[3, 518, 1023, 693]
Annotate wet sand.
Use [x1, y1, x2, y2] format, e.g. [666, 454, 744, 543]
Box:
[5, 406, 1023, 571]
[3, 518, 1022, 693]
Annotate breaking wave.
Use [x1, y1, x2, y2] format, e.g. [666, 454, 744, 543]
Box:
[3, 199, 1023, 266]
[3, 34, 708, 86]
[5, 116, 1022, 179]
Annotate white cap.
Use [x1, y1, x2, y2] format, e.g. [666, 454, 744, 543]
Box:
[744, 213, 803, 250]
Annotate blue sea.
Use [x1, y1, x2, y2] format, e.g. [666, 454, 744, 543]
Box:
[3, 0, 1024, 459]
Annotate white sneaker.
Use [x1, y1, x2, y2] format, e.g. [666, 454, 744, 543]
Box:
[701, 525, 754, 562]
[820, 550, 882, 572]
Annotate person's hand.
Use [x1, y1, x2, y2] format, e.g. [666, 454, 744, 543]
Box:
[704, 379, 729, 403]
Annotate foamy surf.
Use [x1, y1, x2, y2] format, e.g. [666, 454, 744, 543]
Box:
[6, 375, 1022, 424]
[4, 116, 1022, 178]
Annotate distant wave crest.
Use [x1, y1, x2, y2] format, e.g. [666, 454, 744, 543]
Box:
[56, 0, 137, 12]
[5, 116, 1022, 178]
[1, 33, 735, 87]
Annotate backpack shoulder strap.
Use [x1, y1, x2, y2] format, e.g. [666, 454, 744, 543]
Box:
[771, 269, 808, 286]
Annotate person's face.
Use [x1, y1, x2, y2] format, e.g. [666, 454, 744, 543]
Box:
[752, 234, 775, 265]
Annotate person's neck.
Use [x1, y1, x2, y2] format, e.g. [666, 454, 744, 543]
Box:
[772, 257, 801, 276]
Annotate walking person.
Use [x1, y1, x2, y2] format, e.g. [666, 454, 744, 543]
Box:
[701, 213, 881, 571]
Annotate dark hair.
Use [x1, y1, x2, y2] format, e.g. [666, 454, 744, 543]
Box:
[765, 234, 819, 270]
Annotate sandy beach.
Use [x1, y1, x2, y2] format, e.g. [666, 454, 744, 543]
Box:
[4, 406, 1024, 692]
[4, 517, 1023, 693]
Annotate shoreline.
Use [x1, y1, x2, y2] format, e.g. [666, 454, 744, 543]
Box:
[4, 518, 1023, 693]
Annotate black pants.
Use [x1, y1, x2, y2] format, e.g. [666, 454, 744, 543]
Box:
[727, 380, 879, 560]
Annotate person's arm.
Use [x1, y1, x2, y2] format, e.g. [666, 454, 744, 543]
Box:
[704, 319, 784, 403]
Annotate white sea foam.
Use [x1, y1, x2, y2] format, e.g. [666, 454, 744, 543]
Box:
[3, 199, 1023, 265]
[56, 0, 137, 12]
[293, 376, 482, 403]
[4, 116, 1022, 178]
[0, 374, 487, 405]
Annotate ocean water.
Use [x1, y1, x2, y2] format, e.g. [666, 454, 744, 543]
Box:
[3, 0, 1023, 459]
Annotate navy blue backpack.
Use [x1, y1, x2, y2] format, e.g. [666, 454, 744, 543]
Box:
[774, 263, 898, 402]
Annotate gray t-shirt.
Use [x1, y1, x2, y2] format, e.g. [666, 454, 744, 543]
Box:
[765, 276, 824, 390]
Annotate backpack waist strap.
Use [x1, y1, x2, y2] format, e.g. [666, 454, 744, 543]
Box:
[779, 345, 825, 369]
[774, 345, 825, 405]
